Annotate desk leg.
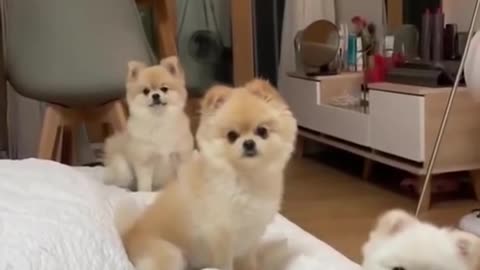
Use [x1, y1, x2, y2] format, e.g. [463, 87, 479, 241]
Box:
[469, 170, 480, 201]
[294, 135, 305, 159]
[154, 0, 177, 57]
[362, 158, 374, 181]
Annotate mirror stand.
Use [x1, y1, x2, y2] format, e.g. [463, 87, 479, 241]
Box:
[304, 64, 339, 76]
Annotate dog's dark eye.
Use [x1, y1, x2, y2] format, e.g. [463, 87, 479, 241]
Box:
[160, 86, 169, 93]
[255, 126, 268, 139]
[392, 267, 405, 270]
[143, 88, 150, 95]
[227, 130, 239, 143]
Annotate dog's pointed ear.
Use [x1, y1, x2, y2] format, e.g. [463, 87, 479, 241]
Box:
[127, 61, 146, 82]
[201, 85, 232, 115]
[244, 78, 286, 106]
[450, 230, 480, 267]
[362, 209, 418, 258]
[373, 209, 417, 237]
[160, 56, 185, 81]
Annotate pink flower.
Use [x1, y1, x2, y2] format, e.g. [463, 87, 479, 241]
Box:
[351, 16, 367, 28]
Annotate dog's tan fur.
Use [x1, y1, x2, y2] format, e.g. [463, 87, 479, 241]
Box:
[104, 56, 194, 192]
[118, 79, 297, 270]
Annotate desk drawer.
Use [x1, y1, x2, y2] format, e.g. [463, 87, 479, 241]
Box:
[313, 104, 370, 146]
[370, 90, 425, 162]
[280, 77, 320, 129]
[281, 77, 369, 146]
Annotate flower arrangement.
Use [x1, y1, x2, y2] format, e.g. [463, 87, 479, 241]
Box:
[351, 16, 377, 67]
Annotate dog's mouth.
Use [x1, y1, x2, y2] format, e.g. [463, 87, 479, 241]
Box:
[242, 149, 258, 158]
[149, 100, 167, 107]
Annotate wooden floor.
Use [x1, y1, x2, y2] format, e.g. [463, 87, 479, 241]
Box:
[280, 156, 478, 263]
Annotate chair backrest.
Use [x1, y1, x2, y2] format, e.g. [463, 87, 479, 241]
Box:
[3, 0, 156, 106]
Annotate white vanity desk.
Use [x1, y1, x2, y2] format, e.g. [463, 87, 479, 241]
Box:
[282, 72, 480, 209]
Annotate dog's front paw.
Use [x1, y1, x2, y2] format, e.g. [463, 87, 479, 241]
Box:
[136, 182, 152, 192]
[135, 166, 154, 192]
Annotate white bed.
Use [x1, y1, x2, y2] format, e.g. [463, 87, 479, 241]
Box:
[0, 159, 360, 270]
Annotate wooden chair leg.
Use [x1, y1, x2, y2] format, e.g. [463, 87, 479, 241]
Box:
[54, 125, 65, 162]
[39, 102, 126, 164]
[469, 170, 480, 201]
[104, 101, 128, 134]
[59, 125, 79, 165]
[85, 122, 103, 143]
[154, 0, 177, 57]
[38, 106, 63, 160]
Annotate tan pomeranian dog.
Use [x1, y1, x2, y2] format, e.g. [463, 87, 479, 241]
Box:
[117, 79, 297, 270]
[103, 56, 194, 192]
[362, 209, 480, 270]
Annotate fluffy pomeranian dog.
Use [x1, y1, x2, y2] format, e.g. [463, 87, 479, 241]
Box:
[117, 79, 297, 270]
[362, 209, 480, 270]
[103, 56, 194, 192]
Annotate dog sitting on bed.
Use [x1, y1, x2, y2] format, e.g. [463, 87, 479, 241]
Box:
[103, 56, 194, 192]
[116, 79, 298, 270]
[362, 209, 480, 270]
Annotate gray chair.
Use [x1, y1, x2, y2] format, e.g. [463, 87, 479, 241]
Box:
[2, 0, 157, 164]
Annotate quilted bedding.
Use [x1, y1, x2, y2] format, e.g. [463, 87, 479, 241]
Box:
[0, 158, 359, 270]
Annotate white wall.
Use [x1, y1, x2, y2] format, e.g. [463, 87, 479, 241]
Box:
[443, 0, 479, 31]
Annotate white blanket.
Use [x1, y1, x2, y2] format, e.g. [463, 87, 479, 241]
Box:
[0, 159, 359, 270]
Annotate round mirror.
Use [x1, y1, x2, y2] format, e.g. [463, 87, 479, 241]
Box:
[300, 20, 340, 68]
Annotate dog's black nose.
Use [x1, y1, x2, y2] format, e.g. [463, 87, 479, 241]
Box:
[243, 140, 256, 151]
[152, 93, 160, 100]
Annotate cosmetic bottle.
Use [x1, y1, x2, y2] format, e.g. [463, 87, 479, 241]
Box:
[432, 7, 445, 62]
[421, 9, 432, 61]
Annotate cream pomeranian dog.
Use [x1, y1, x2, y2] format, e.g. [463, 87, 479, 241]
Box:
[103, 56, 194, 192]
[362, 209, 480, 270]
[116, 79, 297, 270]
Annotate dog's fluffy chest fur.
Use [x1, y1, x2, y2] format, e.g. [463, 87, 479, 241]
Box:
[228, 182, 279, 255]
[127, 112, 187, 154]
[124, 113, 192, 171]
[190, 166, 282, 257]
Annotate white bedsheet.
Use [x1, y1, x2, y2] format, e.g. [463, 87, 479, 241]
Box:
[0, 159, 359, 270]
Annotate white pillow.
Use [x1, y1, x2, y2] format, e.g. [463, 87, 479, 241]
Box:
[0, 159, 134, 270]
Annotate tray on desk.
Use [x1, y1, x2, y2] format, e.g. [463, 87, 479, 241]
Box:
[386, 60, 464, 88]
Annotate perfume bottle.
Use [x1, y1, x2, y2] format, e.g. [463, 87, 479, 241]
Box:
[444, 24, 458, 60]
[432, 6, 445, 62]
[348, 34, 357, 71]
